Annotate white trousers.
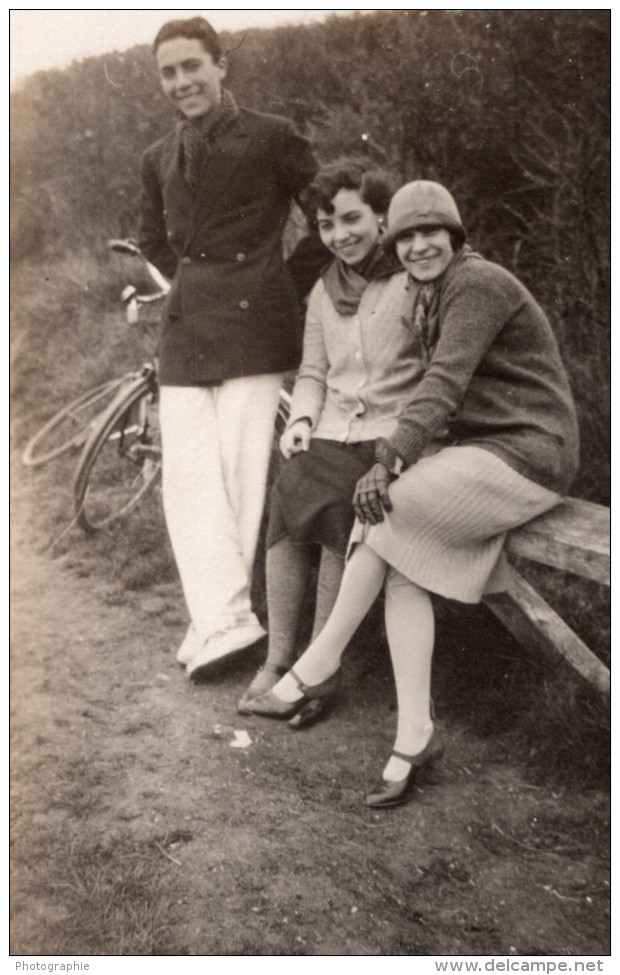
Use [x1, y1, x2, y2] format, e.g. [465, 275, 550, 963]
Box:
[159, 374, 283, 642]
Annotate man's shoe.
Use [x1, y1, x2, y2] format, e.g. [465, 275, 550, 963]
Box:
[187, 622, 267, 680]
[175, 624, 202, 666]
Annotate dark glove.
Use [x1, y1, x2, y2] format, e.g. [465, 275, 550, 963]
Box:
[353, 462, 394, 525]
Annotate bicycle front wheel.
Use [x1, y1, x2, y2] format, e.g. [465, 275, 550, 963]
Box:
[22, 378, 126, 467]
[73, 375, 161, 535]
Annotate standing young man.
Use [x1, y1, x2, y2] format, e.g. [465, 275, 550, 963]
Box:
[139, 17, 319, 679]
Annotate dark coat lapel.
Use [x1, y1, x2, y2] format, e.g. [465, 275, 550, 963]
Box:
[159, 128, 195, 228]
[183, 114, 252, 251]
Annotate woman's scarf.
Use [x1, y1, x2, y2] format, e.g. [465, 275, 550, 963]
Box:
[408, 245, 483, 363]
[178, 89, 240, 193]
[322, 240, 401, 316]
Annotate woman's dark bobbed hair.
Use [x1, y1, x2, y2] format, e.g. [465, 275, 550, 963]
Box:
[301, 158, 395, 220]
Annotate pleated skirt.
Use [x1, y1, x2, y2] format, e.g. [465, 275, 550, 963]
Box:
[349, 445, 561, 604]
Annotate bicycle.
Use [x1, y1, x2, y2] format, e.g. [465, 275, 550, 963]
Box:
[71, 241, 291, 535]
[20, 241, 169, 469]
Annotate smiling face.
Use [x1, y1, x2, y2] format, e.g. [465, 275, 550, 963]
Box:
[395, 227, 454, 282]
[316, 189, 382, 265]
[156, 37, 226, 120]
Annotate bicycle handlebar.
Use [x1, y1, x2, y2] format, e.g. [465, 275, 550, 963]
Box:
[108, 239, 171, 296]
[108, 238, 141, 257]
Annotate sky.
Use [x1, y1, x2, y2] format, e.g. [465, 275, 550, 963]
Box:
[9, 8, 373, 88]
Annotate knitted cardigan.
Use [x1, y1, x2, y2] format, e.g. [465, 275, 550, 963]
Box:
[387, 252, 580, 495]
[289, 271, 428, 444]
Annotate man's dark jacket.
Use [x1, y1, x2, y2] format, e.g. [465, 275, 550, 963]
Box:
[139, 106, 318, 385]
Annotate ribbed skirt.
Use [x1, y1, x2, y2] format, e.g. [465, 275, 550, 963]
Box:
[349, 445, 561, 604]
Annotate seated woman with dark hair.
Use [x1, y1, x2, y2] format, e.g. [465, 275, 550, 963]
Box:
[246, 181, 579, 807]
[238, 159, 435, 723]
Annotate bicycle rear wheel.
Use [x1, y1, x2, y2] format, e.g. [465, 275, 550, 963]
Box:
[73, 375, 161, 535]
[22, 378, 126, 467]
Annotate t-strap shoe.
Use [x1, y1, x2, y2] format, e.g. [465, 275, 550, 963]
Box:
[237, 662, 290, 715]
[287, 696, 332, 731]
[365, 731, 445, 809]
[245, 666, 340, 721]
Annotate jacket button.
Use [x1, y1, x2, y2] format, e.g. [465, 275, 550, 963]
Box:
[181, 256, 191, 265]
[239, 299, 250, 309]
[236, 252, 246, 262]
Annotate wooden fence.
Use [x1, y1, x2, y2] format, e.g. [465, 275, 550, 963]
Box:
[484, 498, 610, 696]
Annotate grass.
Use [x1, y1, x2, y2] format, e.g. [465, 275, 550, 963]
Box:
[11, 827, 185, 955]
[11, 250, 162, 447]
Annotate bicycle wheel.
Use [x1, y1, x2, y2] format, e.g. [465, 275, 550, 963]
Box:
[73, 375, 161, 534]
[21, 377, 127, 467]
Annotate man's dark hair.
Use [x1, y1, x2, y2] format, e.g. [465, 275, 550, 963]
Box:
[153, 16, 222, 60]
[302, 158, 395, 219]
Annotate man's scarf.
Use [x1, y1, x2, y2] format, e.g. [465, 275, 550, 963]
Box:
[178, 89, 240, 193]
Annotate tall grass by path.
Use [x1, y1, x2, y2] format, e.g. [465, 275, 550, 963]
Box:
[11, 249, 162, 447]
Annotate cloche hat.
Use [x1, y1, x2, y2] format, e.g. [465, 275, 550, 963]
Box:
[383, 180, 466, 252]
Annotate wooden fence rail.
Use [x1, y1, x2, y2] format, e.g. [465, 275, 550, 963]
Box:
[484, 497, 610, 697]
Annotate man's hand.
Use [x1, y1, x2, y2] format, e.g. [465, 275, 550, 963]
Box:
[353, 463, 394, 525]
[280, 419, 311, 459]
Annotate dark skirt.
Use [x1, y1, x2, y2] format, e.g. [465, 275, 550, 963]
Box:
[267, 438, 376, 555]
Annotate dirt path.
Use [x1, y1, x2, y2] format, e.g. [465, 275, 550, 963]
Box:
[10, 493, 610, 956]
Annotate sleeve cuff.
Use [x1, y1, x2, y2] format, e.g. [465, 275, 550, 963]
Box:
[287, 415, 312, 430]
[375, 437, 405, 474]
[387, 427, 429, 469]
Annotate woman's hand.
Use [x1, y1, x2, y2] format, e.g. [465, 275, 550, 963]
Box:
[353, 463, 394, 525]
[280, 419, 311, 459]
